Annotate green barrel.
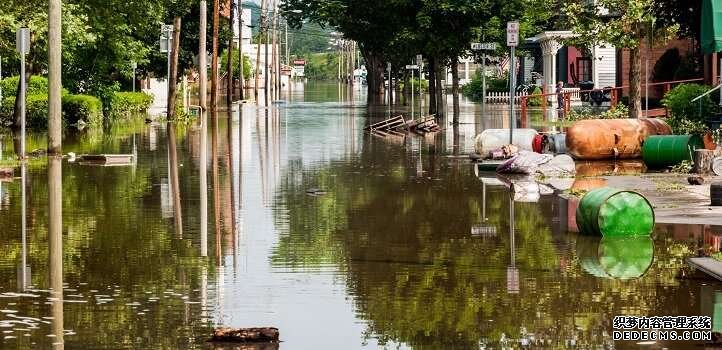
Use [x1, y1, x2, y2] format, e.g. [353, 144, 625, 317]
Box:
[577, 236, 654, 279]
[576, 187, 655, 236]
[642, 135, 704, 168]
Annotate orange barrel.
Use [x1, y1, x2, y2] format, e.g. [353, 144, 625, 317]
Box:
[566, 119, 672, 160]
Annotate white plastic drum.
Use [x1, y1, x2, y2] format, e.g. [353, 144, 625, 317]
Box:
[475, 129, 539, 155]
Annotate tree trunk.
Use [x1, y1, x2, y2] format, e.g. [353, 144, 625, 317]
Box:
[428, 57, 437, 116]
[211, 0, 220, 109]
[451, 57, 460, 124]
[629, 45, 642, 119]
[167, 122, 183, 237]
[226, 0, 234, 104]
[47, 0, 62, 155]
[167, 17, 182, 119]
[362, 48, 385, 104]
[435, 59, 444, 118]
[199, 0, 208, 110]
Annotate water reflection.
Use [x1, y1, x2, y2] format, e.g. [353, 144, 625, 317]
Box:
[48, 156, 64, 348]
[167, 122, 183, 238]
[0, 84, 720, 349]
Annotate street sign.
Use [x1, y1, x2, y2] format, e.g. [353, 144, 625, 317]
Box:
[471, 42, 498, 51]
[415, 54, 423, 66]
[16, 28, 30, 54]
[405, 65, 419, 70]
[506, 21, 519, 47]
[292, 59, 306, 66]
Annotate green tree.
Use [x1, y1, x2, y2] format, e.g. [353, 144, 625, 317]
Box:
[565, 0, 678, 119]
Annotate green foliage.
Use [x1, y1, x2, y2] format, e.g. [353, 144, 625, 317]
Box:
[107, 92, 154, 120]
[0, 94, 49, 129]
[304, 53, 340, 81]
[62, 94, 103, 126]
[527, 86, 543, 106]
[220, 51, 253, 82]
[662, 84, 717, 134]
[0, 76, 61, 96]
[567, 104, 630, 121]
[399, 78, 429, 92]
[671, 160, 693, 174]
[461, 72, 508, 101]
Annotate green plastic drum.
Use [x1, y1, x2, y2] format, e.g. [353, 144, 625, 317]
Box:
[576, 187, 655, 236]
[642, 135, 704, 168]
[577, 236, 654, 279]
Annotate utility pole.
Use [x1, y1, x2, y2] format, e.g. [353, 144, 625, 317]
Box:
[199, 0, 208, 110]
[16, 28, 29, 159]
[237, 2, 245, 101]
[271, 1, 279, 100]
[211, 0, 220, 110]
[263, 1, 270, 104]
[255, 0, 266, 102]
[167, 17, 182, 119]
[227, 0, 235, 104]
[47, 0, 62, 155]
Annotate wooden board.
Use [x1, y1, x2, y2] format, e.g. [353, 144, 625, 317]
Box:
[78, 154, 134, 166]
[688, 257, 722, 281]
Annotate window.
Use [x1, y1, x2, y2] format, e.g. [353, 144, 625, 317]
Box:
[577, 57, 593, 82]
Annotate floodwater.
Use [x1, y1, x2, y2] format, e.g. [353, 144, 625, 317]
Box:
[0, 83, 720, 349]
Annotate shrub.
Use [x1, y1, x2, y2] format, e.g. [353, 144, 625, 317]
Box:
[107, 92, 153, 120]
[0, 76, 68, 96]
[662, 83, 717, 134]
[220, 51, 253, 82]
[62, 94, 103, 126]
[461, 72, 508, 101]
[527, 86, 543, 106]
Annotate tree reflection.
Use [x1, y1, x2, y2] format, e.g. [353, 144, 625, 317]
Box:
[272, 138, 701, 348]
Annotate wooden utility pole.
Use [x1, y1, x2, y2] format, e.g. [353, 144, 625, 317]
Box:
[238, 2, 245, 101]
[167, 17, 182, 119]
[199, 0, 208, 110]
[226, 0, 234, 104]
[47, 0, 62, 154]
[264, 6, 270, 104]
[271, 5, 277, 101]
[255, 0, 265, 101]
[274, 7, 281, 98]
[211, 0, 220, 110]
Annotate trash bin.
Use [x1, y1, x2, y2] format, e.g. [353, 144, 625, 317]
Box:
[579, 81, 594, 102]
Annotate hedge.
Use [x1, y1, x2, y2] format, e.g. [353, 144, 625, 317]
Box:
[1, 93, 104, 128]
[62, 94, 103, 126]
[107, 92, 153, 120]
[0, 76, 68, 96]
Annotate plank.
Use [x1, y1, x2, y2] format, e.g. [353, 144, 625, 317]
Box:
[688, 257, 722, 281]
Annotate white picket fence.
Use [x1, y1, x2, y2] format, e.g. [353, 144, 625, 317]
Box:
[483, 88, 582, 104]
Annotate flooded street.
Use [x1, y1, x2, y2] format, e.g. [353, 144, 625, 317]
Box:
[0, 83, 721, 349]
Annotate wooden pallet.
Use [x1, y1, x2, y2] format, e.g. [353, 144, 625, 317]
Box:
[365, 115, 406, 132]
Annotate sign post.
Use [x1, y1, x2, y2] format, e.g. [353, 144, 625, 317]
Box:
[406, 64, 419, 120]
[506, 21, 519, 145]
[132, 62, 137, 92]
[387, 62, 392, 114]
[416, 55, 423, 116]
[471, 42, 497, 116]
[16, 28, 30, 159]
[160, 24, 174, 89]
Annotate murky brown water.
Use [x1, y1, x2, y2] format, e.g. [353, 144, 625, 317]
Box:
[0, 83, 720, 349]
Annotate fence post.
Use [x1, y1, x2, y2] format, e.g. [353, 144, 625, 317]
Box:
[611, 89, 618, 107]
[564, 93, 571, 115]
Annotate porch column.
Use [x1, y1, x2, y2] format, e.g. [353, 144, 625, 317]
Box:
[540, 39, 562, 96]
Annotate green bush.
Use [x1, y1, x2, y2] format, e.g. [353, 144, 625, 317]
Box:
[399, 78, 429, 92]
[62, 94, 103, 125]
[662, 83, 717, 134]
[0, 94, 50, 129]
[220, 51, 253, 82]
[0, 76, 68, 96]
[461, 72, 508, 101]
[107, 92, 153, 120]
[527, 86, 543, 106]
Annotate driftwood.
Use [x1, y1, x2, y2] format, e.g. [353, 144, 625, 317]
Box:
[365, 115, 406, 132]
[694, 149, 715, 174]
[210, 327, 279, 343]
